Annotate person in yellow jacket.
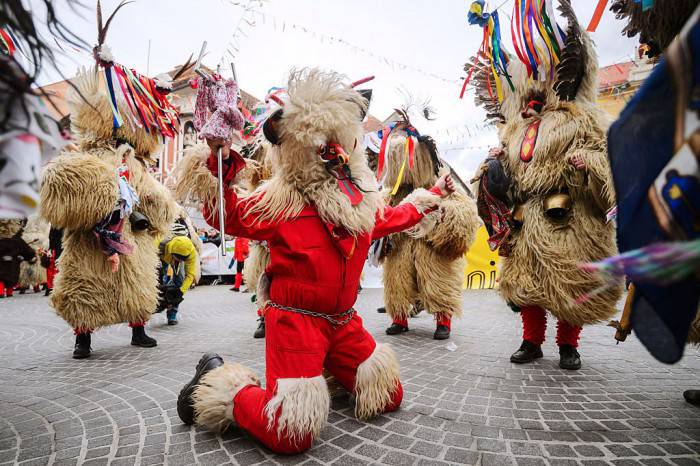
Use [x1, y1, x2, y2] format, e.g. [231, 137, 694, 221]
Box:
[160, 234, 197, 325]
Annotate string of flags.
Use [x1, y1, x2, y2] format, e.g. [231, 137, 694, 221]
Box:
[223, 2, 460, 85]
[219, 0, 268, 71]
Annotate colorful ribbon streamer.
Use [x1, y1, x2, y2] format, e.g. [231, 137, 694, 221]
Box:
[461, 3, 513, 101]
[99, 61, 180, 138]
[511, 0, 565, 80]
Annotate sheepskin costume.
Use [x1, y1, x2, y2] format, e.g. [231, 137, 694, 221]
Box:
[40, 65, 177, 335]
[17, 214, 49, 291]
[378, 123, 479, 339]
[472, 1, 623, 363]
[176, 69, 446, 454]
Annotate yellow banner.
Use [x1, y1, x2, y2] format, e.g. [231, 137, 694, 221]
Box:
[463, 226, 500, 290]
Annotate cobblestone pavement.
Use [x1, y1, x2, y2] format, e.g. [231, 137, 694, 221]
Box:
[0, 286, 699, 466]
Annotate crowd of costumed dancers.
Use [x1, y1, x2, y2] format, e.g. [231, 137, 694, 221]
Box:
[1, 0, 699, 455]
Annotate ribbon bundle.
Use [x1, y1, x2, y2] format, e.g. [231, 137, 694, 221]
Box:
[461, 1, 513, 102]
[376, 122, 420, 196]
[101, 61, 180, 139]
[0, 28, 17, 56]
[511, 0, 566, 81]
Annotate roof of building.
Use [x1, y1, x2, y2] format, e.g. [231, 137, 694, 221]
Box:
[598, 61, 634, 90]
[362, 115, 383, 133]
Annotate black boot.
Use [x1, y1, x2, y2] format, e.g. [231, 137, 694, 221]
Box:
[377, 307, 386, 313]
[253, 317, 265, 338]
[433, 325, 450, 340]
[683, 390, 700, 406]
[177, 353, 225, 425]
[44, 288, 51, 297]
[386, 323, 408, 335]
[559, 344, 581, 370]
[510, 340, 543, 364]
[73, 332, 91, 359]
[131, 325, 157, 348]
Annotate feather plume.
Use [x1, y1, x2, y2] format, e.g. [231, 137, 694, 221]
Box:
[554, 0, 585, 101]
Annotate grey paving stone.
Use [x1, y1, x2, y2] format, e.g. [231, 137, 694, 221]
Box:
[0, 288, 698, 466]
[444, 447, 479, 465]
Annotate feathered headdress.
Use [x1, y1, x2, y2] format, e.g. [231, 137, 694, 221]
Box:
[610, 0, 700, 57]
[70, 1, 193, 161]
[464, 0, 597, 124]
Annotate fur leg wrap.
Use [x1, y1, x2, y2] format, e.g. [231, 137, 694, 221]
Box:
[354, 344, 401, 420]
[400, 188, 441, 238]
[193, 363, 260, 432]
[264, 376, 329, 444]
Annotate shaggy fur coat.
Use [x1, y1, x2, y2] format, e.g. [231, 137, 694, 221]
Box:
[40, 68, 177, 329]
[381, 133, 479, 320]
[18, 214, 49, 288]
[488, 34, 623, 327]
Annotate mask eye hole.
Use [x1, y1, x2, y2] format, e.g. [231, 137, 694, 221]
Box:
[263, 110, 283, 145]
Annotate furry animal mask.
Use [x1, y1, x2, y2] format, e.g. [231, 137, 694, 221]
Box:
[246, 69, 382, 235]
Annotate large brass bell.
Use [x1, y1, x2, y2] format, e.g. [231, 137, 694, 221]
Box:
[512, 204, 525, 228]
[543, 193, 572, 220]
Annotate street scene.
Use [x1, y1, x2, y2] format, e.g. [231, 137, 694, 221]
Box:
[3, 0, 700, 465]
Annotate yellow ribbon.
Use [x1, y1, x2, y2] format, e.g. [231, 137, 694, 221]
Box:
[390, 140, 409, 196]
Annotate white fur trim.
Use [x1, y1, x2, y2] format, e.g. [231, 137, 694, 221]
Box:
[264, 376, 329, 444]
[154, 73, 173, 90]
[257, 272, 271, 307]
[95, 45, 114, 63]
[400, 188, 440, 214]
[400, 188, 441, 238]
[354, 344, 401, 420]
[192, 362, 260, 432]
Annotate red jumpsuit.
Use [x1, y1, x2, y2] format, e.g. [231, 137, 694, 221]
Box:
[204, 178, 432, 453]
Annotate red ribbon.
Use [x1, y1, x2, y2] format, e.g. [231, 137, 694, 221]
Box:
[586, 0, 609, 33]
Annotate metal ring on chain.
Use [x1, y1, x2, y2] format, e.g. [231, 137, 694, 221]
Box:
[267, 301, 356, 326]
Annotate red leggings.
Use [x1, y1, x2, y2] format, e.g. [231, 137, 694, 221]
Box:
[46, 255, 57, 289]
[74, 321, 146, 334]
[393, 313, 452, 330]
[521, 306, 581, 347]
[233, 308, 402, 454]
[0, 282, 13, 297]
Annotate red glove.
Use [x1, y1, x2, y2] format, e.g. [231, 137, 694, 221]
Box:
[206, 150, 246, 186]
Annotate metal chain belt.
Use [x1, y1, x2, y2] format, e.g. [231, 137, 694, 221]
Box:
[267, 301, 356, 327]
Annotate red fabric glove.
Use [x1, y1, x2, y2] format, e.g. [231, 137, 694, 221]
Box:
[207, 150, 246, 186]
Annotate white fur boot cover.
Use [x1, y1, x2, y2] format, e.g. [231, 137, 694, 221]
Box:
[354, 344, 401, 420]
[192, 362, 261, 432]
[264, 376, 329, 444]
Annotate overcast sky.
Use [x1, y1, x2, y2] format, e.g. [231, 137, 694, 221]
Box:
[32, 0, 638, 177]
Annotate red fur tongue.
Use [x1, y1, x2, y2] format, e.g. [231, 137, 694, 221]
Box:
[338, 176, 363, 205]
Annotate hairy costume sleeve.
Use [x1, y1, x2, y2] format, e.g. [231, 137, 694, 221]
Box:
[372, 188, 440, 240]
[568, 142, 616, 214]
[40, 152, 118, 231]
[131, 160, 178, 238]
[424, 191, 480, 260]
